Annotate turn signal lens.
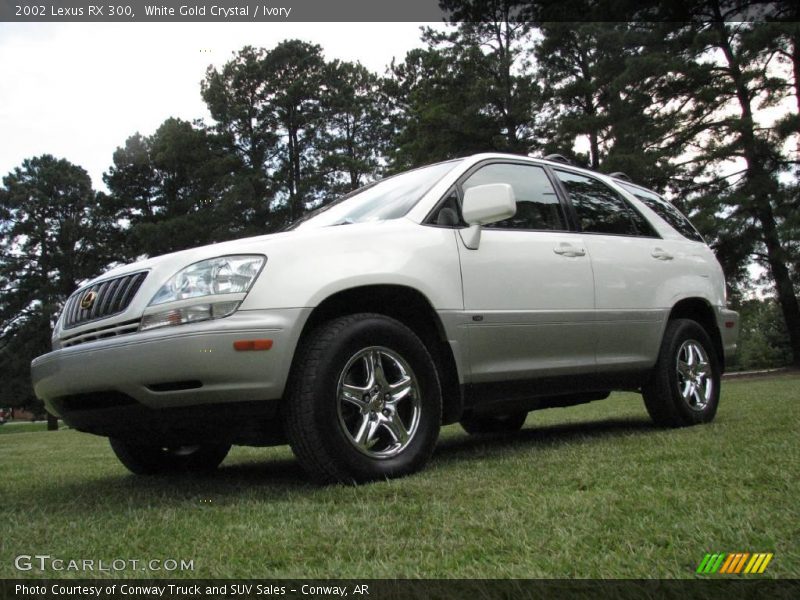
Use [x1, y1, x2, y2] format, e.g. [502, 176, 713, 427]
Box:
[233, 339, 273, 351]
[140, 301, 240, 332]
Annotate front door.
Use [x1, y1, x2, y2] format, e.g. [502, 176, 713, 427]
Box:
[457, 162, 596, 384]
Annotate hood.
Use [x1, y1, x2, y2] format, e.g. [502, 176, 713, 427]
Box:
[87, 219, 400, 285]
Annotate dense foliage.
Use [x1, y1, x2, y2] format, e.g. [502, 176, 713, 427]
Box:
[2, 2, 798, 411]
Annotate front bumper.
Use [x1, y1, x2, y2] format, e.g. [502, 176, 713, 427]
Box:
[31, 308, 310, 417]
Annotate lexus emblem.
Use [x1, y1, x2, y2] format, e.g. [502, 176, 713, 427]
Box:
[80, 291, 97, 310]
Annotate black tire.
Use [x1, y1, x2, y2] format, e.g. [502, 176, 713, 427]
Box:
[460, 411, 527, 434]
[642, 318, 721, 427]
[282, 313, 442, 484]
[109, 438, 230, 475]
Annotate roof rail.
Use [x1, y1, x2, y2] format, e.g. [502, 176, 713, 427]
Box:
[544, 153, 572, 165]
[609, 171, 633, 182]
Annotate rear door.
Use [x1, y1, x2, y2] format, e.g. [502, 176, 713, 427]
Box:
[552, 169, 673, 372]
[456, 161, 596, 383]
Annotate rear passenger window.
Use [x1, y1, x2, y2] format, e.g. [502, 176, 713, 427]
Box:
[619, 182, 705, 243]
[555, 170, 656, 237]
[462, 163, 567, 231]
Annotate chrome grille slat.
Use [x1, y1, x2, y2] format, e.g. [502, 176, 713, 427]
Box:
[89, 283, 103, 320]
[119, 273, 145, 309]
[70, 290, 81, 324]
[69, 294, 79, 323]
[112, 276, 134, 313]
[62, 272, 147, 330]
[67, 294, 78, 326]
[71, 292, 81, 323]
[98, 277, 121, 315]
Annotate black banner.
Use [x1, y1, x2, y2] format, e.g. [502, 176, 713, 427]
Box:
[0, 0, 795, 23]
[2, 580, 800, 600]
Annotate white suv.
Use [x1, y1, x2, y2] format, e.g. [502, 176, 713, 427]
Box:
[31, 153, 739, 483]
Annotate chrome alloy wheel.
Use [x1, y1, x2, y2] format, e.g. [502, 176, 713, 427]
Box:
[676, 339, 713, 411]
[336, 346, 422, 459]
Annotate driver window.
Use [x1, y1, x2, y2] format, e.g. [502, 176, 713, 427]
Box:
[462, 163, 567, 231]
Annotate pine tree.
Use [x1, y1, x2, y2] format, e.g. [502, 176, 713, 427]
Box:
[0, 156, 118, 410]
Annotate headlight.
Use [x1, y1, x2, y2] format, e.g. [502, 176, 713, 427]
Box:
[141, 255, 265, 331]
[150, 255, 265, 305]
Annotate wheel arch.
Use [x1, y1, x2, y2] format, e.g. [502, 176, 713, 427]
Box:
[290, 284, 464, 424]
[668, 297, 726, 372]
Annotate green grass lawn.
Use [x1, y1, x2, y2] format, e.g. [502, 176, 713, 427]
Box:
[0, 422, 62, 435]
[1, 375, 798, 579]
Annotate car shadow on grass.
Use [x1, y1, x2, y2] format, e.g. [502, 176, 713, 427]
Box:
[42, 416, 658, 509]
[136, 455, 312, 489]
[432, 416, 658, 465]
[36, 457, 314, 511]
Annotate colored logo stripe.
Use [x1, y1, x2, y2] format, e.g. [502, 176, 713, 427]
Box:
[719, 553, 735, 573]
[745, 553, 773, 574]
[696, 554, 713, 573]
[697, 552, 773, 574]
[697, 553, 725, 573]
[720, 553, 749, 573]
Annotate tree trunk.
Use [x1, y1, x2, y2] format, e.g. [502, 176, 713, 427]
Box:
[758, 205, 800, 367]
[589, 131, 600, 170]
[47, 412, 58, 431]
[289, 112, 302, 221]
[287, 115, 299, 222]
[792, 35, 800, 150]
[712, 15, 800, 366]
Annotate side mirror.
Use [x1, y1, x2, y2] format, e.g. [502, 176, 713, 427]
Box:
[460, 183, 516, 249]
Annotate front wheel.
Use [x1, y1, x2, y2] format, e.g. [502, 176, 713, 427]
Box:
[109, 439, 231, 475]
[283, 313, 442, 484]
[642, 318, 721, 427]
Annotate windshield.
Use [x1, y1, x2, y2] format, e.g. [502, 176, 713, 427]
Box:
[289, 160, 462, 230]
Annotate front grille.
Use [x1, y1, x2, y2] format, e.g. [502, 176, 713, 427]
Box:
[62, 271, 147, 330]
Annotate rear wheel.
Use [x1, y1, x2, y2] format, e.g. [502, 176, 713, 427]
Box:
[283, 313, 442, 484]
[460, 411, 527, 434]
[642, 318, 720, 427]
[109, 439, 230, 475]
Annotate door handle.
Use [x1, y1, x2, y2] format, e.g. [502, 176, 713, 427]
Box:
[553, 243, 586, 257]
[651, 248, 674, 261]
